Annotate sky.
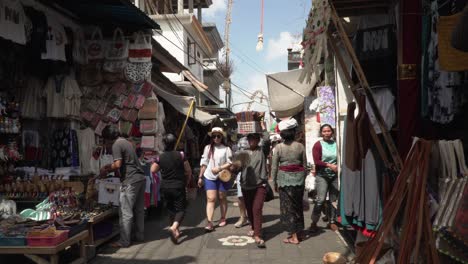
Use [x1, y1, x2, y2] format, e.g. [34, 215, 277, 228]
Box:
[202, 0, 312, 113]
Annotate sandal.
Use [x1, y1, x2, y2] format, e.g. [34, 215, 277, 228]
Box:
[205, 222, 214, 232]
[218, 218, 227, 227]
[168, 228, 179, 244]
[282, 238, 300, 245]
[255, 239, 266, 248]
[110, 242, 126, 248]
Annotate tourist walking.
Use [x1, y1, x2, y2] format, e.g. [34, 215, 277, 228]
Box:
[198, 127, 233, 231]
[310, 124, 339, 232]
[271, 118, 307, 245]
[234, 136, 249, 228]
[151, 134, 192, 244]
[237, 121, 270, 248]
[100, 125, 146, 248]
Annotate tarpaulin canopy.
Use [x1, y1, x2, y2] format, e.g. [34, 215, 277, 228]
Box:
[152, 82, 217, 126]
[266, 67, 323, 118]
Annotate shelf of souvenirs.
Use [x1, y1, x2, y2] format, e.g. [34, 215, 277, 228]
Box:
[0, 176, 84, 201]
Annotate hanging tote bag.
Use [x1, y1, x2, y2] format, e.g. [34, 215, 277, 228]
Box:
[124, 62, 152, 84]
[86, 27, 105, 61]
[103, 28, 129, 73]
[105, 28, 129, 60]
[138, 98, 159, 120]
[128, 31, 152, 63]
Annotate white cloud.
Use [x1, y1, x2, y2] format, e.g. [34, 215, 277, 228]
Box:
[265, 32, 302, 61]
[203, 0, 227, 19]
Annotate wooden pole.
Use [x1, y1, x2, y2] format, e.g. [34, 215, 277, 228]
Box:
[328, 3, 403, 172]
[175, 100, 195, 151]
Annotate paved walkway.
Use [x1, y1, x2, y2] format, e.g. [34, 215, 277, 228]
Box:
[91, 187, 353, 264]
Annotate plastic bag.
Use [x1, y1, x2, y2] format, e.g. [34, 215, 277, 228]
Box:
[305, 174, 316, 192]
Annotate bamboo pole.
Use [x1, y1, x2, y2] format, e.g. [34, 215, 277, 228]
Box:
[175, 100, 195, 151]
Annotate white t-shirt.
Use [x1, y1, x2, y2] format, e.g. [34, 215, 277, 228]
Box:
[41, 16, 68, 61]
[200, 145, 233, 181]
[43, 75, 80, 118]
[0, 0, 26, 44]
[63, 77, 82, 118]
[365, 86, 396, 134]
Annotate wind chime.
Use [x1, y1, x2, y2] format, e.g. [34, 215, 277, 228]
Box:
[256, 0, 264, 51]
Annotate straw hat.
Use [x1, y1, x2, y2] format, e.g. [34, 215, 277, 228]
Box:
[208, 127, 227, 137]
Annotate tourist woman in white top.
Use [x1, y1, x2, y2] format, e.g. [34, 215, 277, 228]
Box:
[198, 127, 233, 231]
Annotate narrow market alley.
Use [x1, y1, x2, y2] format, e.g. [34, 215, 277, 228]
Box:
[91, 187, 352, 264]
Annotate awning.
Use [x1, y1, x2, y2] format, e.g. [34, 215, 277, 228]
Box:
[152, 81, 217, 125]
[48, 0, 160, 30]
[182, 70, 223, 105]
[266, 67, 323, 118]
[152, 38, 187, 73]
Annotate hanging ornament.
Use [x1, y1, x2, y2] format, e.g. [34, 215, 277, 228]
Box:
[256, 33, 264, 51]
[256, 0, 264, 52]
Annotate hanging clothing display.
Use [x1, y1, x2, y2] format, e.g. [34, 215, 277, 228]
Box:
[365, 86, 396, 134]
[422, 1, 468, 124]
[353, 18, 397, 87]
[41, 15, 68, 61]
[317, 86, 336, 127]
[50, 127, 79, 169]
[19, 76, 45, 119]
[43, 74, 82, 118]
[23, 6, 48, 59]
[76, 128, 95, 174]
[0, 0, 27, 45]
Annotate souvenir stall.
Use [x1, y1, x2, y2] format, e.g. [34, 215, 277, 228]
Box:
[300, 0, 468, 263]
[0, 0, 162, 261]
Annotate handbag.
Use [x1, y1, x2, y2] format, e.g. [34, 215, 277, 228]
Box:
[123, 93, 137, 108]
[138, 98, 158, 119]
[105, 28, 129, 60]
[118, 120, 133, 137]
[135, 95, 146, 109]
[106, 108, 122, 123]
[128, 31, 152, 63]
[139, 120, 158, 135]
[141, 136, 155, 150]
[219, 169, 232, 183]
[86, 27, 105, 61]
[94, 120, 108, 136]
[124, 62, 152, 84]
[265, 183, 274, 202]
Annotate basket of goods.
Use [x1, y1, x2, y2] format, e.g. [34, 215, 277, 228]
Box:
[236, 111, 264, 135]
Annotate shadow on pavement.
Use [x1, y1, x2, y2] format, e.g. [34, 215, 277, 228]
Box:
[94, 255, 197, 264]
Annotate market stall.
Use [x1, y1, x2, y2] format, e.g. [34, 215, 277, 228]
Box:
[0, 0, 162, 260]
[299, 0, 468, 263]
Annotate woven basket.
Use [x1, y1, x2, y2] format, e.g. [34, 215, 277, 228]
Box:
[238, 121, 261, 135]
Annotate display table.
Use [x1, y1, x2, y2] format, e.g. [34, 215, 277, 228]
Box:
[87, 208, 119, 246]
[86, 208, 119, 260]
[0, 230, 88, 264]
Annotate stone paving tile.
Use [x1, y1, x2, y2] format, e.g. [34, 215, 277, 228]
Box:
[90, 188, 352, 264]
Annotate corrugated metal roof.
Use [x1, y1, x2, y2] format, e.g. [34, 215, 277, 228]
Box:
[47, 0, 160, 30]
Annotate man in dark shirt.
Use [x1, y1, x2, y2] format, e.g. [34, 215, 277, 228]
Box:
[100, 125, 146, 248]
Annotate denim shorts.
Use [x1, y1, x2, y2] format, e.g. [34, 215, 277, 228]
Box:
[204, 177, 231, 192]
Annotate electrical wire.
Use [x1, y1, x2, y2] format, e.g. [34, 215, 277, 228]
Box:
[153, 30, 268, 106]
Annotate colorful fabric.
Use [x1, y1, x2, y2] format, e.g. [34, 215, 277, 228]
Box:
[317, 86, 336, 127]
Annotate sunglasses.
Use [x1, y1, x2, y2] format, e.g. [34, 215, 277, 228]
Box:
[212, 134, 222, 139]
